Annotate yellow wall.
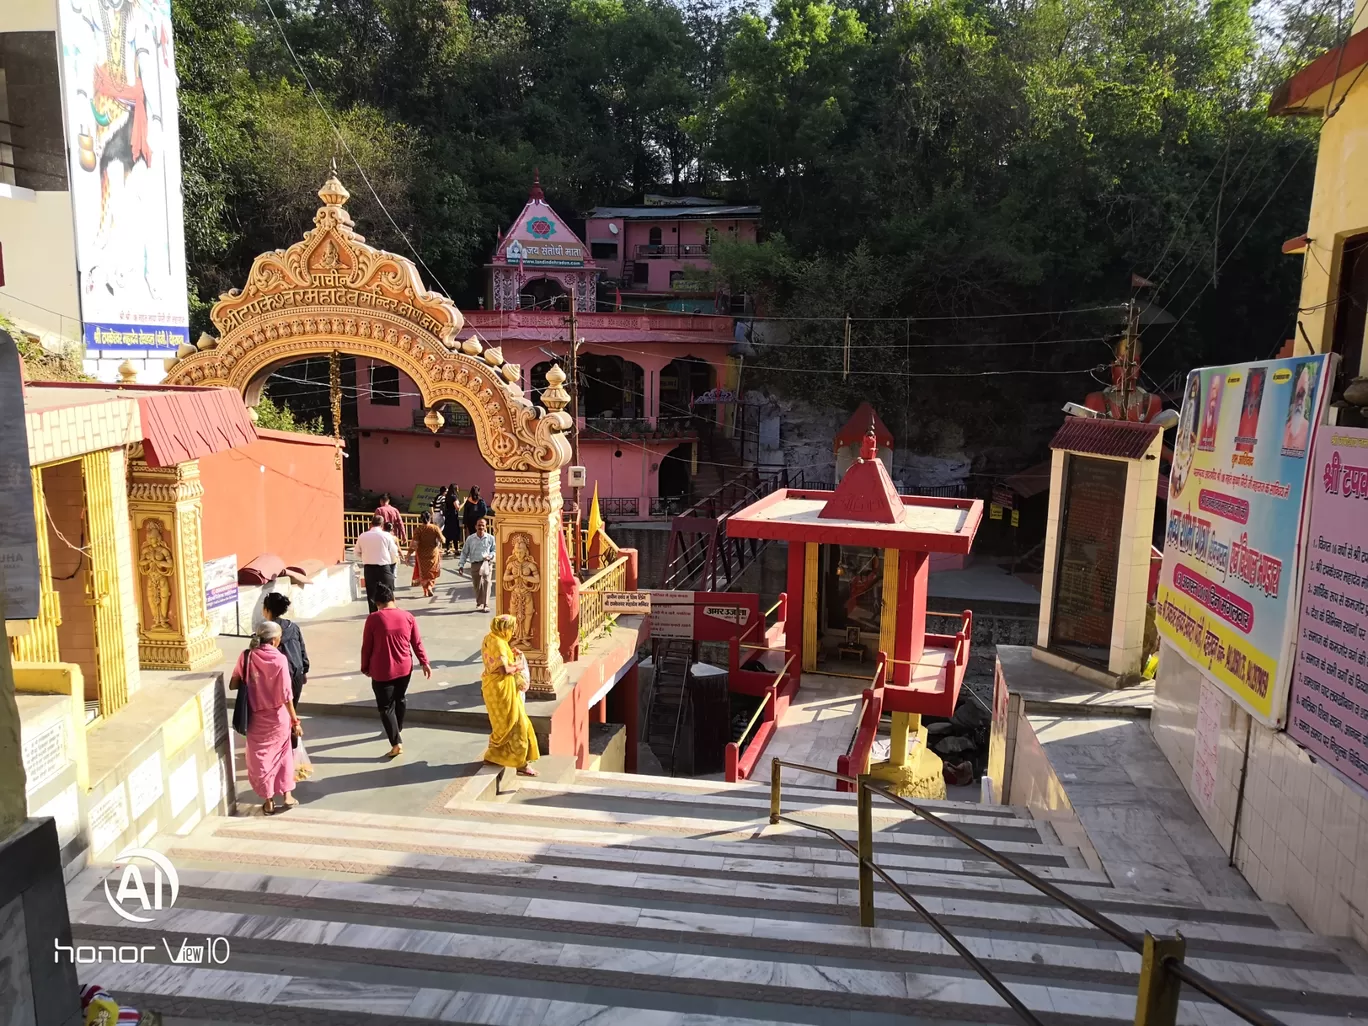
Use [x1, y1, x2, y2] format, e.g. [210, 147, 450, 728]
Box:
[0, 0, 81, 348]
[1295, 69, 1368, 368]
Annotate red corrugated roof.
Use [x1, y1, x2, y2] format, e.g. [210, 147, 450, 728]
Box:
[1048, 418, 1160, 460]
[136, 387, 257, 467]
[834, 403, 894, 451]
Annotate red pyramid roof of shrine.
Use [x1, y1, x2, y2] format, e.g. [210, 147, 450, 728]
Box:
[819, 431, 905, 523]
[833, 402, 894, 451]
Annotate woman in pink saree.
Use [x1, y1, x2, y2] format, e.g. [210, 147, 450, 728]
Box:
[230, 620, 303, 815]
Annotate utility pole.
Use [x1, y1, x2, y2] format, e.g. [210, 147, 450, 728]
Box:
[1121, 297, 1140, 418]
[566, 300, 582, 520]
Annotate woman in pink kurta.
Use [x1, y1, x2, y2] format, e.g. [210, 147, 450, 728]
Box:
[230, 620, 302, 814]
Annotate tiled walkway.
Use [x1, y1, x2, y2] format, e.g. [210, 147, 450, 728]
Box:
[1032, 713, 1258, 900]
[758, 671, 871, 787]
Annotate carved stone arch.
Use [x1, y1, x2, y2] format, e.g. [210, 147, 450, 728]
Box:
[163, 177, 572, 692]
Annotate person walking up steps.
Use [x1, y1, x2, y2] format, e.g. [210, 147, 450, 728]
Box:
[354, 513, 401, 613]
[408, 511, 444, 598]
[360, 582, 431, 758]
[457, 517, 496, 612]
[375, 492, 408, 543]
[480, 613, 539, 777]
[441, 483, 462, 555]
[230, 620, 303, 814]
[261, 593, 309, 755]
[461, 486, 488, 541]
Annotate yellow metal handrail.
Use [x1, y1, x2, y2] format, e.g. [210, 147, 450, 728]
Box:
[767, 758, 1285, 1026]
[734, 655, 794, 750]
[578, 555, 629, 643]
[734, 690, 773, 750]
[343, 510, 423, 546]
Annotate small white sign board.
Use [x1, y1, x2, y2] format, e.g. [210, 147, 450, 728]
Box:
[603, 592, 651, 615]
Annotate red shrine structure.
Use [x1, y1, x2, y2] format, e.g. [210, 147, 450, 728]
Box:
[727, 429, 983, 797]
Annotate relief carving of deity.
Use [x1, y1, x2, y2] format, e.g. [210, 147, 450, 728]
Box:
[502, 532, 540, 648]
[139, 519, 175, 631]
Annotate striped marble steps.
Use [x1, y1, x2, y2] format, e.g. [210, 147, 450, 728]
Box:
[64, 772, 1368, 1025]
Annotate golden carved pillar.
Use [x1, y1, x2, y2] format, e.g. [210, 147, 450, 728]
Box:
[81, 449, 139, 716]
[492, 469, 566, 698]
[8, 468, 62, 663]
[127, 459, 219, 672]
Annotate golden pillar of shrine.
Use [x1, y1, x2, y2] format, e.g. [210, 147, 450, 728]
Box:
[500, 365, 572, 698]
[127, 457, 219, 672]
[83, 449, 140, 717]
[8, 469, 62, 664]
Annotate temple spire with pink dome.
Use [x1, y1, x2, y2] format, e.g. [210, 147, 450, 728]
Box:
[485, 170, 599, 311]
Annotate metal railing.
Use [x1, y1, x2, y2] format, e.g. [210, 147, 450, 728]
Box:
[836, 654, 886, 791]
[598, 496, 641, 518]
[578, 555, 629, 642]
[343, 510, 422, 546]
[768, 759, 1286, 1026]
[724, 654, 795, 782]
[633, 243, 711, 259]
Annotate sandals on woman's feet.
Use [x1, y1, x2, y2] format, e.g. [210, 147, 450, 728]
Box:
[279, 796, 298, 812]
[261, 799, 275, 815]
[516, 765, 538, 777]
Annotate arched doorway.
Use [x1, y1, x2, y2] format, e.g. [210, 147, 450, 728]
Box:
[658, 442, 692, 511]
[162, 176, 573, 693]
[520, 277, 569, 310]
[659, 356, 714, 422]
[580, 354, 644, 421]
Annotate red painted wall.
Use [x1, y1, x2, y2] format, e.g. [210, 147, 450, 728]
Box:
[199, 429, 344, 568]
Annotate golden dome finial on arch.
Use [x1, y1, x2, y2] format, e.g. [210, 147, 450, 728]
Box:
[318, 175, 350, 208]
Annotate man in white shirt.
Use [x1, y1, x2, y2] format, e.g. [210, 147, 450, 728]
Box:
[354, 513, 401, 612]
[456, 517, 497, 612]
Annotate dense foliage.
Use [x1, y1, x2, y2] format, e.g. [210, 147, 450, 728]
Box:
[174, 0, 1339, 459]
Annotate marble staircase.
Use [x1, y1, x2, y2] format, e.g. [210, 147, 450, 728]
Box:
[65, 770, 1368, 1026]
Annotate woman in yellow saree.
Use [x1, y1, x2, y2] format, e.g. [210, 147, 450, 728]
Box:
[481, 613, 540, 775]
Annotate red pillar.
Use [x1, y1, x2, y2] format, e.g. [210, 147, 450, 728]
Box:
[622, 663, 639, 773]
[621, 548, 639, 589]
[785, 541, 806, 678]
[594, 697, 607, 723]
[893, 551, 928, 686]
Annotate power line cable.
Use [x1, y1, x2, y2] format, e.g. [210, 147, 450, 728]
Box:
[259, 0, 455, 299]
[1144, 146, 1312, 365]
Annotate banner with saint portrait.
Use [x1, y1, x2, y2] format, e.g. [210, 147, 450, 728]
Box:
[1156, 353, 1335, 725]
[57, 0, 191, 355]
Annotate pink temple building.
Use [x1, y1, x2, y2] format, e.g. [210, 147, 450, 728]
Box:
[354, 176, 757, 514]
[584, 196, 761, 314]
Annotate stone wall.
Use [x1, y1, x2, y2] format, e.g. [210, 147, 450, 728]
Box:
[19, 666, 233, 872]
[1152, 642, 1368, 946]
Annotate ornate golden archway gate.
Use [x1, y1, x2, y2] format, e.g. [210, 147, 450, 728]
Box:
[164, 178, 572, 693]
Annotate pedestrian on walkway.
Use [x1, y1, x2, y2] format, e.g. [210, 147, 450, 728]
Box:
[461, 486, 488, 540]
[457, 517, 497, 612]
[480, 613, 539, 776]
[354, 513, 401, 613]
[441, 483, 462, 555]
[261, 592, 309, 752]
[375, 492, 407, 542]
[360, 581, 431, 758]
[230, 620, 303, 814]
[408, 511, 444, 597]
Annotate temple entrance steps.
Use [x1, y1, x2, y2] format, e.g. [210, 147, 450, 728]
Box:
[66, 774, 1368, 1025]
